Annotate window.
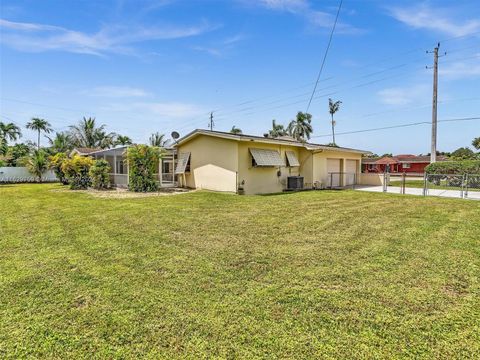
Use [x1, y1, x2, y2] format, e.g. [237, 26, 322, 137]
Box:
[368, 164, 376, 170]
[403, 163, 411, 169]
[285, 151, 300, 167]
[116, 158, 125, 174]
[175, 152, 191, 174]
[249, 148, 285, 167]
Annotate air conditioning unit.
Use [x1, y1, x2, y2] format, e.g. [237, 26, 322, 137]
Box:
[287, 176, 304, 190]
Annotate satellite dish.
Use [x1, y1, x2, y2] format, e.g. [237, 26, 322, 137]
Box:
[171, 131, 180, 140]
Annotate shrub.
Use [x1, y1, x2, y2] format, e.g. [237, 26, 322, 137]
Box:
[425, 160, 480, 175]
[23, 149, 49, 182]
[89, 159, 111, 190]
[126, 145, 162, 192]
[62, 155, 94, 189]
[49, 152, 69, 185]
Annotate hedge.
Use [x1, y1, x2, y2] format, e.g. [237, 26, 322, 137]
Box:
[425, 160, 480, 175]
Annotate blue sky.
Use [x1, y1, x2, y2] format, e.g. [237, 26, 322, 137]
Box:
[0, 0, 479, 154]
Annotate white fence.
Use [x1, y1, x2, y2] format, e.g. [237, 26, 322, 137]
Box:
[0, 167, 58, 183]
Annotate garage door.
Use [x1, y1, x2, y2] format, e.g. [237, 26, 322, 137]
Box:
[345, 160, 358, 186]
[327, 158, 341, 187]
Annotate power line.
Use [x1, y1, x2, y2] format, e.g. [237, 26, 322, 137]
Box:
[309, 117, 480, 139]
[306, 0, 343, 113]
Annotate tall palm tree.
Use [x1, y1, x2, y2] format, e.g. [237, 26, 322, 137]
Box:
[69, 117, 116, 149]
[24, 149, 48, 182]
[149, 132, 168, 147]
[230, 126, 243, 134]
[26, 118, 52, 150]
[115, 135, 133, 146]
[0, 122, 22, 155]
[0, 122, 22, 142]
[47, 132, 74, 153]
[473, 137, 480, 150]
[287, 112, 313, 141]
[328, 98, 342, 146]
[264, 119, 288, 138]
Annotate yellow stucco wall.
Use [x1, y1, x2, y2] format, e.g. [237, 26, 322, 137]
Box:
[177, 133, 364, 194]
[237, 142, 302, 195]
[177, 135, 238, 192]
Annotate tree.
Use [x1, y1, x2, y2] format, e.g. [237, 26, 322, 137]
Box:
[230, 126, 243, 134]
[149, 132, 168, 147]
[473, 137, 480, 150]
[0, 122, 22, 142]
[0, 122, 22, 155]
[328, 98, 342, 146]
[26, 118, 52, 150]
[451, 147, 476, 160]
[4, 142, 33, 166]
[126, 145, 163, 192]
[264, 120, 288, 138]
[89, 159, 111, 190]
[47, 132, 74, 153]
[24, 149, 48, 182]
[115, 135, 133, 146]
[287, 112, 313, 141]
[69, 117, 116, 149]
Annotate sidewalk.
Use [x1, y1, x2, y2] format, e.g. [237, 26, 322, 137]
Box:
[355, 185, 480, 200]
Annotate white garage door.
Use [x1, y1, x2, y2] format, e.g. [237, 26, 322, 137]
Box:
[345, 159, 358, 186]
[327, 158, 341, 187]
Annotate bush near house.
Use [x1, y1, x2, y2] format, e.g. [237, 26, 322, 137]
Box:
[126, 144, 162, 192]
[425, 160, 480, 175]
[48, 152, 69, 185]
[61, 155, 94, 189]
[89, 159, 111, 190]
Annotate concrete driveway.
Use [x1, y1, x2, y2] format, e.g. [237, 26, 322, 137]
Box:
[355, 185, 480, 200]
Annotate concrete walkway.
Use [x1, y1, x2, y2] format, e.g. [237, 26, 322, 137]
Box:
[356, 185, 480, 200]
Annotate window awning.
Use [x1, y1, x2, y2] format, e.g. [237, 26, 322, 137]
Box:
[175, 152, 190, 174]
[250, 148, 285, 167]
[285, 151, 300, 167]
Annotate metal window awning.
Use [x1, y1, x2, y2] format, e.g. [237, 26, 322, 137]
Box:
[285, 151, 300, 167]
[175, 152, 191, 174]
[249, 148, 285, 167]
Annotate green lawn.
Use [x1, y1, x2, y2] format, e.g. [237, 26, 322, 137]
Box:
[1, 184, 480, 359]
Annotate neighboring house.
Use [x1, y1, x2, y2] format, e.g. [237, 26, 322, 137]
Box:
[73, 146, 177, 188]
[174, 129, 370, 195]
[362, 154, 446, 174]
[70, 147, 100, 156]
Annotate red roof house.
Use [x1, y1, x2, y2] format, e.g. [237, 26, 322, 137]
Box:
[362, 154, 446, 174]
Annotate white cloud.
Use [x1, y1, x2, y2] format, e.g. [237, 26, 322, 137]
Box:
[440, 57, 480, 79]
[378, 84, 429, 106]
[85, 86, 152, 98]
[245, 0, 362, 34]
[193, 33, 246, 57]
[389, 4, 480, 37]
[102, 101, 205, 119]
[0, 18, 218, 56]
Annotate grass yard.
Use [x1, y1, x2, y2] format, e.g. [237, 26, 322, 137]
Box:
[1, 184, 480, 359]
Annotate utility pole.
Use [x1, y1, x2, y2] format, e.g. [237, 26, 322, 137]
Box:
[427, 43, 446, 163]
[208, 112, 214, 131]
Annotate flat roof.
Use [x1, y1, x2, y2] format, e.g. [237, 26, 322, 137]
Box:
[175, 129, 370, 154]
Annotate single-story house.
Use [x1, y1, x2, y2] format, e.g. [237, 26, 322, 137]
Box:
[174, 129, 370, 195]
[362, 154, 447, 175]
[72, 146, 177, 188]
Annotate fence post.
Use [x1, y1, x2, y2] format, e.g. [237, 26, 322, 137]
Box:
[402, 172, 406, 194]
[464, 174, 468, 199]
[423, 173, 427, 196]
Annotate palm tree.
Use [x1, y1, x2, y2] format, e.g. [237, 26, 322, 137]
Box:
[264, 120, 288, 138]
[149, 132, 168, 147]
[47, 132, 74, 153]
[26, 118, 52, 150]
[0, 122, 22, 142]
[0, 122, 22, 155]
[230, 126, 243, 134]
[287, 112, 313, 141]
[328, 98, 342, 146]
[473, 137, 480, 150]
[24, 149, 48, 182]
[115, 135, 132, 146]
[69, 117, 117, 149]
